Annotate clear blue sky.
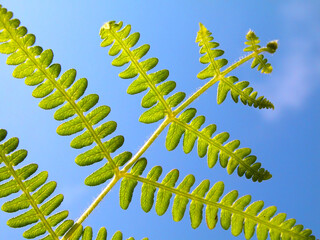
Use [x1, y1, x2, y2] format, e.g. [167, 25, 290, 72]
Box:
[0, 1, 319, 239]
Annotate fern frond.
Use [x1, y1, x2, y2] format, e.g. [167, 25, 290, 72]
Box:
[119, 159, 315, 240]
[165, 108, 271, 182]
[0, 129, 74, 239]
[244, 30, 278, 74]
[217, 76, 274, 109]
[100, 21, 186, 124]
[66, 226, 148, 240]
[196, 23, 228, 79]
[196, 23, 274, 109]
[0, 6, 126, 182]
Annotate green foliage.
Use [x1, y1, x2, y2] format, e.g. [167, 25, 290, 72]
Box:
[100, 21, 186, 124]
[0, 3, 317, 240]
[0, 129, 72, 239]
[119, 159, 315, 239]
[99, 21, 271, 182]
[196, 23, 274, 109]
[244, 30, 277, 74]
[165, 108, 271, 182]
[0, 5, 127, 187]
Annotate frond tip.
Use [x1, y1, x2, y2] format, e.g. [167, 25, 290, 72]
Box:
[244, 30, 277, 74]
[196, 24, 274, 109]
[196, 22, 228, 79]
[120, 159, 316, 240]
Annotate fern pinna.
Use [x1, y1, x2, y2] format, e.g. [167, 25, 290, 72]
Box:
[0, 5, 129, 187]
[0, 129, 147, 240]
[0, 129, 72, 239]
[0, 3, 317, 240]
[119, 159, 316, 240]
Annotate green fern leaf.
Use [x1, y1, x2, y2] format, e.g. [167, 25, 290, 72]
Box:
[197, 23, 274, 109]
[140, 166, 162, 212]
[155, 169, 179, 216]
[120, 160, 315, 240]
[120, 158, 147, 209]
[172, 174, 195, 222]
[217, 76, 274, 109]
[165, 108, 271, 182]
[196, 23, 228, 79]
[100, 21, 185, 124]
[244, 30, 278, 74]
[0, 129, 73, 239]
[0, 6, 127, 182]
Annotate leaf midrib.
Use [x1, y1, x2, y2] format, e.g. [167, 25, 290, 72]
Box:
[124, 172, 310, 240]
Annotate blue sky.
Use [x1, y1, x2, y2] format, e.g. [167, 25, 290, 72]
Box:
[0, 1, 319, 240]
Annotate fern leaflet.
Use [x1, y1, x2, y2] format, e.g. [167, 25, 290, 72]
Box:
[0, 129, 73, 239]
[165, 108, 271, 182]
[119, 159, 315, 240]
[197, 23, 274, 109]
[0, 6, 127, 183]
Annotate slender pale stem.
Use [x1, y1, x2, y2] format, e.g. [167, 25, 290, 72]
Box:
[61, 175, 120, 240]
[121, 117, 171, 172]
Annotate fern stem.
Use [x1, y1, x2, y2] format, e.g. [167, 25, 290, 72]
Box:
[0, 152, 59, 240]
[122, 50, 269, 174]
[221, 48, 268, 76]
[173, 49, 267, 116]
[108, 28, 174, 117]
[172, 118, 263, 179]
[1, 19, 118, 172]
[121, 117, 171, 172]
[61, 175, 120, 240]
[63, 118, 171, 239]
[124, 172, 310, 240]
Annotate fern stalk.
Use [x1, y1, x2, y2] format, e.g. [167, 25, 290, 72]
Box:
[0, 151, 60, 240]
[61, 175, 120, 240]
[77, 46, 272, 235]
[121, 118, 171, 172]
